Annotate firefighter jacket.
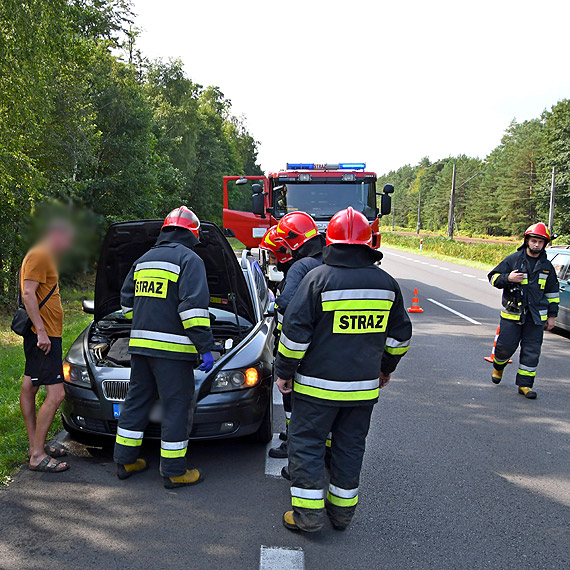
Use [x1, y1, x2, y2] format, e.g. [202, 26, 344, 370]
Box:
[488, 246, 560, 326]
[274, 244, 412, 407]
[274, 234, 324, 331]
[121, 228, 215, 361]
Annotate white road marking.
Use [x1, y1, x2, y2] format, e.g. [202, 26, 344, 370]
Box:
[273, 382, 282, 406]
[439, 267, 450, 271]
[427, 298, 482, 325]
[450, 270, 461, 274]
[260, 546, 304, 570]
[265, 434, 288, 477]
[463, 273, 476, 278]
[478, 278, 488, 283]
[430, 264, 439, 267]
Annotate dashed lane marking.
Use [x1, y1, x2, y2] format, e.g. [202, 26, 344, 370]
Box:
[265, 433, 288, 477]
[260, 546, 304, 570]
[427, 298, 482, 325]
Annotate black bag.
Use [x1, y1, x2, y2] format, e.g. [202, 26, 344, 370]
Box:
[11, 283, 57, 337]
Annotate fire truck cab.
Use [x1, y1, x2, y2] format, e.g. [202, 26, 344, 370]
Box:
[223, 163, 394, 278]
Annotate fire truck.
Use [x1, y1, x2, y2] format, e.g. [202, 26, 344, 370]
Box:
[222, 162, 394, 279]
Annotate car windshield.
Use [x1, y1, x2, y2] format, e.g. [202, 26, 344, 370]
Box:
[274, 182, 377, 220]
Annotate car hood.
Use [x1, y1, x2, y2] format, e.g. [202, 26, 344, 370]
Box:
[94, 220, 256, 324]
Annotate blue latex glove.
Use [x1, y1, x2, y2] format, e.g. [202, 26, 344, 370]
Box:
[198, 352, 214, 372]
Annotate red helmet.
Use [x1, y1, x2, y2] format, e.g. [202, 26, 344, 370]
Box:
[259, 226, 293, 263]
[326, 207, 373, 247]
[524, 222, 551, 243]
[276, 212, 319, 250]
[162, 206, 200, 238]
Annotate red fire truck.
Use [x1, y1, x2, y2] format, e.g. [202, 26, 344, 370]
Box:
[222, 163, 394, 258]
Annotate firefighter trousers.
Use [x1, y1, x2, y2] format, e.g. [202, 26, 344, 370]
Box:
[494, 317, 544, 388]
[288, 394, 374, 532]
[114, 354, 195, 477]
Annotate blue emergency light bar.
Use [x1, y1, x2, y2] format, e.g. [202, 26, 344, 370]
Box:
[286, 162, 366, 170]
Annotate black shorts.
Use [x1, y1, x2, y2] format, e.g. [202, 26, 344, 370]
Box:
[23, 332, 64, 387]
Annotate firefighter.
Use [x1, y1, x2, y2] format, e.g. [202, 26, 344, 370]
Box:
[269, 212, 325, 460]
[114, 207, 216, 487]
[274, 207, 412, 532]
[259, 225, 294, 291]
[488, 222, 559, 399]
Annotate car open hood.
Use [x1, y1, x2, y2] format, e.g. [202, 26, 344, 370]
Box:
[95, 220, 256, 324]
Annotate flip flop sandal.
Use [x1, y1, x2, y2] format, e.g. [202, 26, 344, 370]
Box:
[29, 456, 69, 473]
[45, 443, 67, 458]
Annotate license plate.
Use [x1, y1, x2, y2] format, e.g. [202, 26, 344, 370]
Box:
[113, 403, 121, 418]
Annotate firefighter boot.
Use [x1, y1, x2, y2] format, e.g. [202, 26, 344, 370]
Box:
[163, 468, 204, 489]
[518, 387, 537, 399]
[117, 458, 148, 480]
[268, 441, 288, 458]
[491, 368, 503, 385]
[283, 511, 300, 532]
[281, 466, 291, 481]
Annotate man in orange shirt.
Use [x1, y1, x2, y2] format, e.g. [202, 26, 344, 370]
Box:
[20, 221, 74, 473]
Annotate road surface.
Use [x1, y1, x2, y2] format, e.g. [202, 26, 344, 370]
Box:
[1, 247, 569, 570]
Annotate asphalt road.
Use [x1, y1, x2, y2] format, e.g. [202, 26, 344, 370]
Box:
[1, 247, 569, 570]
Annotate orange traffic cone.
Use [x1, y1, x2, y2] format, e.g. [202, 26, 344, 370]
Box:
[484, 325, 512, 363]
[407, 288, 424, 313]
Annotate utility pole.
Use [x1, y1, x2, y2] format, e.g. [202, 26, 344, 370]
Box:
[447, 163, 456, 238]
[548, 166, 556, 234]
[416, 187, 421, 234]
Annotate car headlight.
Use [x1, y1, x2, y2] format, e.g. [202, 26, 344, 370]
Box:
[211, 367, 260, 392]
[63, 362, 91, 388]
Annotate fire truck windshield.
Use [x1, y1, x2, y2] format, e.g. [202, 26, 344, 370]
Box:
[274, 182, 377, 220]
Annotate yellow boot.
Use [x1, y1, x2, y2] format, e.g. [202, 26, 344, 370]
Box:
[491, 368, 503, 385]
[164, 468, 203, 489]
[282, 511, 300, 531]
[518, 386, 537, 399]
[117, 458, 148, 480]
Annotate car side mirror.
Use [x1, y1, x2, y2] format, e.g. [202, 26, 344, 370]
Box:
[252, 192, 265, 217]
[236, 177, 248, 186]
[383, 183, 395, 194]
[380, 194, 392, 217]
[82, 299, 95, 314]
[252, 183, 263, 194]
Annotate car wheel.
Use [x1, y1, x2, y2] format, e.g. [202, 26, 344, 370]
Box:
[249, 400, 273, 443]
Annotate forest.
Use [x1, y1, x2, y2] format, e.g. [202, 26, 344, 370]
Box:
[0, 0, 262, 305]
[377, 105, 570, 240]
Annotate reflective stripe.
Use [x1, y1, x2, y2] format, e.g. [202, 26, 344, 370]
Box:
[385, 336, 410, 355]
[134, 268, 179, 283]
[326, 492, 358, 508]
[180, 308, 211, 329]
[296, 373, 379, 392]
[547, 297, 560, 303]
[294, 374, 379, 402]
[135, 261, 180, 274]
[130, 338, 197, 354]
[322, 289, 395, 312]
[493, 357, 509, 365]
[121, 305, 133, 314]
[123, 311, 133, 320]
[540, 314, 548, 321]
[519, 363, 537, 372]
[161, 448, 188, 458]
[117, 427, 144, 439]
[490, 273, 500, 285]
[305, 228, 317, 238]
[291, 487, 324, 500]
[276, 312, 284, 324]
[518, 368, 536, 377]
[546, 292, 559, 298]
[329, 484, 358, 500]
[280, 334, 310, 352]
[161, 440, 188, 450]
[325, 432, 332, 448]
[116, 435, 142, 447]
[501, 311, 521, 321]
[131, 330, 192, 345]
[539, 273, 548, 280]
[539, 309, 548, 316]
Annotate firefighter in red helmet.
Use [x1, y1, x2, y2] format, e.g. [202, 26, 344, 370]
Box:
[488, 223, 559, 399]
[274, 207, 412, 532]
[114, 206, 215, 487]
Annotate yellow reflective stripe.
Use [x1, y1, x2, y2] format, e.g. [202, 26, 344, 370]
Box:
[305, 228, 317, 238]
[129, 338, 197, 354]
[540, 314, 548, 321]
[538, 278, 546, 289]
[160, 448, 188, 458]
[322, 299, 393, 311]
[123, 311, 133, 320]
[278, 343, 306, 359]
[182, 317, 210, 329]
[518, 369, 536, 377]
[547, 297, 560, 303]
[277, 322, 283, 331]
[291, 497, 325, 509]
[294, 381, 379, 402]
[134, 268, 179, 282]
[325, 438, 332, 448]
[490, 273, 500, 285]
[116, 435, 142, 447]
[326, 492, 358, 507]
[384, 345, 409, 355]
[493, 358, 509, 365]
[500, 311, 521, 321]
[521, 279, 528, 285]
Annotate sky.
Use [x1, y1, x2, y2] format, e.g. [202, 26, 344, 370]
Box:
[132, 0, 570, 175]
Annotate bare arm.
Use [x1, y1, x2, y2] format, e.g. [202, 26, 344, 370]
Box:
[21, 280, 51, 354]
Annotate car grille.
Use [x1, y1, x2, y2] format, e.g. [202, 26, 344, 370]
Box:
[101, 380, 130, 402]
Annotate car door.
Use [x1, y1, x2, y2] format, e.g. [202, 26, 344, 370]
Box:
[551, 253, 570, 328]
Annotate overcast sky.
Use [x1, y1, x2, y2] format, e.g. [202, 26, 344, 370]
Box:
[132, 0, 570, 175]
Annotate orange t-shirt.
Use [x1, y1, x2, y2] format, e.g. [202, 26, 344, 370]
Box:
[20, 245, 63, 338]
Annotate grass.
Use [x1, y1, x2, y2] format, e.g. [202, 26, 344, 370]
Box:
[380, 233, 517, 271]
[0, 284, 93, 484]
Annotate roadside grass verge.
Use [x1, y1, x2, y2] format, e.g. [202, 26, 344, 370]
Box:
[0, 285, 93, 484]
[380, 233, 517, 271]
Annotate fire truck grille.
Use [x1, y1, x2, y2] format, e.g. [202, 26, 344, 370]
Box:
[102, 380, 130, 402]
